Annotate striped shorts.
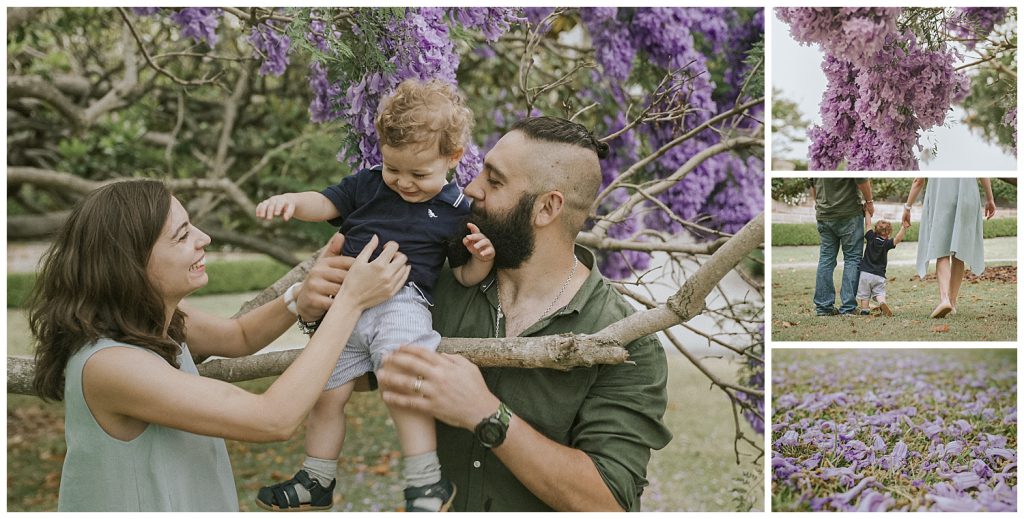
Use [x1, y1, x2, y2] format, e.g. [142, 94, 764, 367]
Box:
[325, 285, 441, 390]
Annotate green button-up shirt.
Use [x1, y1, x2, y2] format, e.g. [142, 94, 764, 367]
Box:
[430, 246, 672, 511]
[808, 178, 868, 221]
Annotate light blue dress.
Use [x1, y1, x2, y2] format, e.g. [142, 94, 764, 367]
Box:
[916, 178, 985, 277]
[58, 339, 239, 511]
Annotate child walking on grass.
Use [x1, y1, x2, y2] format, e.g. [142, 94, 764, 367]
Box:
[253, 78, 493, 512]
[857, 214, 908, 316]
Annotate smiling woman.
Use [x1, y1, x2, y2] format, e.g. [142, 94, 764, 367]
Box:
[26, 179, 410, 511]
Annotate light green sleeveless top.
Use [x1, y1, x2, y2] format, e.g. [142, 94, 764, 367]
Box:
[58, 338, 238, 511]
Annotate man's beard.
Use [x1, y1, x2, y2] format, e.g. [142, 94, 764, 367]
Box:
[469, 193, 537, 270]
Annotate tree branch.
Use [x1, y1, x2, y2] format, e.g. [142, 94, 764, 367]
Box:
[591, 137, 764, 238]
[7, 212, 764, 395]
[7, 75, 86, 128]
[203, 226, 301, 266]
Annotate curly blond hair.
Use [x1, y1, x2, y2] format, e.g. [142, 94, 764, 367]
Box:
[374, 78, 473, 158]
[874, 220, 893, 236]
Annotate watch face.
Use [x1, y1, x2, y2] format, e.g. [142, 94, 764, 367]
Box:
[477, 419, 506, 448]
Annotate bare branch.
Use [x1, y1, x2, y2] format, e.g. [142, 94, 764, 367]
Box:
[593, 96, 764, 210]
[575, 232, 728, 255]
[117, 8, 223, 87]
[203, 226, 301, 266]
[591, 137, 764, 238]
[7, 75, 86, 127]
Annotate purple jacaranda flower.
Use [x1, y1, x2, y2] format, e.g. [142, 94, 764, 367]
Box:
[927, 494, 983, 512]
[952, 419, 972, 434]
[775, 394, 799, 410]
[801, 452, 822, 469]
[986, 448, 1015, 461]
[842, 439, 870, 464]
[871, 434, 886, 452]
[944, 440, 965, 458]
[981, 433, 1008, 449]
[976, 480, 1017, 511]
[855, 489, 895, 512]
[891, 440, 909, 469]
[948, 472, 983, 491]
[797, 392, 849, 413]
[820, 466, 861, 487]
[971, 459, 994, 479]
[831, 476, 876, 507]
[776, 430, 799, 447]
[169, 7, 221, 46]
[772, 453, 802, 481]
[919, 418, 945, 438]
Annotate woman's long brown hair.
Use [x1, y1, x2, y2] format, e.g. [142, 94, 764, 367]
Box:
[29, 180, 187, 401]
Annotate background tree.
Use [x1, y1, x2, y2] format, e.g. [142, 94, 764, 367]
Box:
[7, 6, 765, 468]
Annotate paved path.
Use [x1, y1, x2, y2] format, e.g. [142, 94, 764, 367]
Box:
[772, 200, 1017, 224]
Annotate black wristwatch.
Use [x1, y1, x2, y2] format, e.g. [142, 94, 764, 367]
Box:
[296, 315, 323, 336]
[474, 402, 512, 449]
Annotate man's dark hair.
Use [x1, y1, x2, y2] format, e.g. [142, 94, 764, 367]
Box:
[510, 116, 610, 159]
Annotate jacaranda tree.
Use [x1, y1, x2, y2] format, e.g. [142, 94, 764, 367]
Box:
[776, 7, 1017, 170]
[7, 6, 765, 468]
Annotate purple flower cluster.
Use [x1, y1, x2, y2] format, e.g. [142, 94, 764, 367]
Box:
[314, 8, 520, 182]
[449, 8, 524, 42]
[308, 61, 344, 123]
[580, 8, 636, 82]
[249, 23, 291, 77]
[775, 8, 901, 64]
[573, 8, 763, 278]
[779, 9, 971, 170]
[946, 8, 1009, 50]
[772, 349, 1017, 512]
[169, 7, 221, 46]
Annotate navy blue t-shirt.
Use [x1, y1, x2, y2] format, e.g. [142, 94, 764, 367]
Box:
[859, 229, 895, 277]
[320, 166, 470, 303]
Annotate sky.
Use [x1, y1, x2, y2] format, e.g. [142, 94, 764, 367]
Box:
[771, 14, 1017, 171]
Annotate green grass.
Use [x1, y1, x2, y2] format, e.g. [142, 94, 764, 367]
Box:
[6, 293, 763, 512]
[771, 263, 1016, 341]
[772, 237, 1018, 266]
[6, 258, 291, 309]
[772, 217, 1017, 247]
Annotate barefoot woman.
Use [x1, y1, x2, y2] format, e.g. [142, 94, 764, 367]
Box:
[903, 177, 995, 318]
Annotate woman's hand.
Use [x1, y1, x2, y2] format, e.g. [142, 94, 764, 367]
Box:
[985, 200, 996, 220]
[334, 235, 410, 311]
[296, 233, 355, 321]
[902, 207, 911, 228]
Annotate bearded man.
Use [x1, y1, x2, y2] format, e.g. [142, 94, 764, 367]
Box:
[302, 117, 671, 511]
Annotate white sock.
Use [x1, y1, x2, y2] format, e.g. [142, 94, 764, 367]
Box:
[302, 455, 337, 488]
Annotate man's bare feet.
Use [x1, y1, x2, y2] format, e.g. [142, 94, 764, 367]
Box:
[930, 302, 953, 318]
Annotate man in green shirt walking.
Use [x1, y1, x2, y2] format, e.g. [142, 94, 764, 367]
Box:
[807, 178, 874, 315]
[303, 117, 671, 511]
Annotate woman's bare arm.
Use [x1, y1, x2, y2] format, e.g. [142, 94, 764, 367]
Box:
[82, 237, 409, 443]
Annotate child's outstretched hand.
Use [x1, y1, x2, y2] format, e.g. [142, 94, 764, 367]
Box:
[901, 221, 910, 229]
[463, 223, 495, 263]
[256, 194, 298, 221]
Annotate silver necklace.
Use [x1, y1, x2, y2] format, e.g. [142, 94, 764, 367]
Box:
[495, 256, 579, 338]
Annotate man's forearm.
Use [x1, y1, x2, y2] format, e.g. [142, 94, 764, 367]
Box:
[491, 416, 622, 511]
